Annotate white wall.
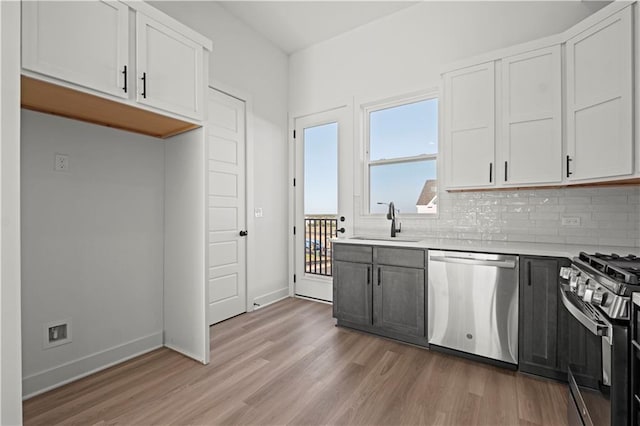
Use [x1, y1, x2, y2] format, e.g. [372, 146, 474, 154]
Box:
[150, 1, 291, 307]
[289, 1, 608, 113]
[21, 111, 165, 397]
[287, 1, 640, 248]
[1, 1, 23, 423]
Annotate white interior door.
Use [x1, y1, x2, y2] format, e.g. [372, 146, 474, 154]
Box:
[294, 107, 351, 302]
[207, 88, 247, 325]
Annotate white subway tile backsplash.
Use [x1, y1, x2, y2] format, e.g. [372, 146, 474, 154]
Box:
[530, 212, 561, 221]
[354, 185, 640, 248]
[591, 195, 629, 205]
[560, 196, 592, 205]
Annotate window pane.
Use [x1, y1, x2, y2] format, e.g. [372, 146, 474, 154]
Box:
[370, 160, 437, 215]
[304, 122, 337, 215]
[369, 98, 438, 161]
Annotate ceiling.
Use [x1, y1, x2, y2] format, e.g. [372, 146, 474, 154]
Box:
[217, 1, 419, 54]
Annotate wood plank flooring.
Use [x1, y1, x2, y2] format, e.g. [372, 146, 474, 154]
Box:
[23, 297, 569, 425]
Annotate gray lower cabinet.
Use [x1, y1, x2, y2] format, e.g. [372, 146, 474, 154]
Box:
[333, 244, 427, 347]
[374, 265, 425, 338]
[519, 255, 570, 381]
[333, 260, 372, 326]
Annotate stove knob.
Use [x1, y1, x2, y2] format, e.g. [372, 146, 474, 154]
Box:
[560, 267, 572, 280]
[582, 288, 594, 303]
[569, 273, 580, 290]
[592, 290, 607, 306]
[577, 278, 587, 297]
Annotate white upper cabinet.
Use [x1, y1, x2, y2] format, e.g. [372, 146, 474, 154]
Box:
[566, 6, 633, 181]
[444, 62, 495, 189]
[136, 14, 204, 121]
[22, 0, 129, 99]
[501, 45, 562, 186]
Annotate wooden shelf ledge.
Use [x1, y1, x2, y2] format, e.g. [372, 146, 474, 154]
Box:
[447, 178, 640, 193]
[21, 76, 200, 139]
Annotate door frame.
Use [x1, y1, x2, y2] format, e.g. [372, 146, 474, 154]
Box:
[289, 101, 354, 301]
[209, 81, 254, 315]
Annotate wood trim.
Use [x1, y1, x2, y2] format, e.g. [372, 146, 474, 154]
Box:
[21, 76, 200, 139]
[447, 177, 640, 193]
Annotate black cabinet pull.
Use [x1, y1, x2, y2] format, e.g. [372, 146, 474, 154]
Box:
[367, 267, 370, 285]
[141, 72, 147, 99]
[122, 65, 127, 93]
[489, 163, 493, 183]
[377, 267, 381, 286]
[527, 261, 532, 286]
[566, 155, 572, 178]
[504, 161, 508, 182]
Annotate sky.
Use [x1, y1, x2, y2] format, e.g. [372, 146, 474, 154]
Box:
[303, 98, 438, 216]
[304, 122, 338, 215]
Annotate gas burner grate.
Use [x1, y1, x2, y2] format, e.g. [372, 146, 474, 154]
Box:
[579, 252, 640, 285]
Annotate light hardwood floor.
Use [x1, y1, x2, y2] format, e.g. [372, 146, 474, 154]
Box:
[23, 297, 569, 425]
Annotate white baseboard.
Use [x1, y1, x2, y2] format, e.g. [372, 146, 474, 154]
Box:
[294, 295, 333, 305]
[252, 287, 289, 310]
[163, 343, 207, 365]
[22, 332, 163, 399]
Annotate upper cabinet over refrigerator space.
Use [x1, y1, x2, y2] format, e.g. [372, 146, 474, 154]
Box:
[20, 0, 213, 138]
[136, 13, 204, 121]
[22, 0, 130, 99]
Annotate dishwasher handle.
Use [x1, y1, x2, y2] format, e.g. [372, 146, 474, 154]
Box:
[429, 255, 516, 269]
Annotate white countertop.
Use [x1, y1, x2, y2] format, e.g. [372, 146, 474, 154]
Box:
[332, 236, 640, 259]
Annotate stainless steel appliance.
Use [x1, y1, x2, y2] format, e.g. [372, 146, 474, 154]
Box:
[428, 250, 519, 365]
[559, 252, 633, 426]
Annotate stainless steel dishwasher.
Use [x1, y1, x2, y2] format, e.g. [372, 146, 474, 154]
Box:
[428, 250, 519, 365]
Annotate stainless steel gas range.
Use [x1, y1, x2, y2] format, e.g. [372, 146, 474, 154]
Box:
[559, 252, 635, 426]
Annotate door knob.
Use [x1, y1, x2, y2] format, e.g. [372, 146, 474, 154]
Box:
[239, 230, 248, 237]
[337, 228, 345, 234]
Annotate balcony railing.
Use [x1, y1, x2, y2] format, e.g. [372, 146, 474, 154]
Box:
[305, 216, 337, 276]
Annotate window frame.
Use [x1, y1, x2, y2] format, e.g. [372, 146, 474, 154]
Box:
[361, 88, 440, 217]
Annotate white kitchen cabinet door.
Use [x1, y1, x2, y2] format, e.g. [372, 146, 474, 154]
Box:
[22, 0, 129, 99]
[443, 62, 495, 189]
[566, 7, 633, 181]
[501, 45, 562, 186]
[136, 13, 204, 121]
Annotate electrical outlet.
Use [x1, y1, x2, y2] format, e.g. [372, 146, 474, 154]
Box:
[561, 216, 581, 226]
[55, 154, 69, 172]
[43, 319, 72, 349]
[254, 208, 263, 218]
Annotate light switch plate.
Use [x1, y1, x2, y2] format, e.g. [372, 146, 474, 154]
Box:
[254, 208, 263, 218]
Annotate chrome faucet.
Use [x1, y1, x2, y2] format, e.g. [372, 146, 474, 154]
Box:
[377, 202, 401, 237]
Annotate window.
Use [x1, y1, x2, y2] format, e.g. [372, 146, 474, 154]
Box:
[365, 93, 438, 215]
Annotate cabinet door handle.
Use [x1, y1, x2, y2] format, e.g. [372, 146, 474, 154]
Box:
[527, 261, 532, 286]
[377, 267, 381, 286]
[489, 163, 493, 183]
[367, 267, 370, 285]
[141, 72, 147, 99]
[566, 155, 572, 178]
[122, 65, 127, 93]
[504, 161, 508, 182]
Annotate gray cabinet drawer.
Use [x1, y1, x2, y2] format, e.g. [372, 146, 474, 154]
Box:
[333, 244, 373, 263]
[376, 247, 425, 268]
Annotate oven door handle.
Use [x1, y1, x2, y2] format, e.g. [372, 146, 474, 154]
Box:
[559, 286, 611, 343]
